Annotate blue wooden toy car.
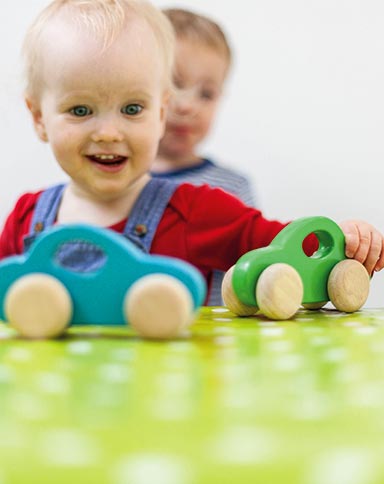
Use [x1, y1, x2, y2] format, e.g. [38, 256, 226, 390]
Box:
[0, 225, 206, 339]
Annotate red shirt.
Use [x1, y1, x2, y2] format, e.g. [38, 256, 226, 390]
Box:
[0, 183, 289, 286]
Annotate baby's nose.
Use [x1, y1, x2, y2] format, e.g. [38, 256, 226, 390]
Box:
[91, 116, 124, 143]
[170, 87, 199, 118]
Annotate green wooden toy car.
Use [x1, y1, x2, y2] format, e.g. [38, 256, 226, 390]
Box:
[222, 216, 370, 320]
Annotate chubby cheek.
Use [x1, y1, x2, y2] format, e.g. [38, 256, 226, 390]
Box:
[133, 119, 163, 156]
[195, 121, 210, 141]
[141, 133, 161, 163]
[50, 134, 74, 160]
[48, 128, 81, 167]
[198, 107, 217, 137]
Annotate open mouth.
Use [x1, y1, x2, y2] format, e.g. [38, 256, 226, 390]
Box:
[87, 154, 127, 167]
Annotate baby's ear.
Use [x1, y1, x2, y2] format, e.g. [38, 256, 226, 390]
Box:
[25, 95, 48, 142]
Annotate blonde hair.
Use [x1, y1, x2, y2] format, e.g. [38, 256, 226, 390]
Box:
[23, 0, 175, 97]
[163, 8, 231, 68]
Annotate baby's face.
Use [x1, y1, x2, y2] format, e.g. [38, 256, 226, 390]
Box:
[27, 16, 168, 201]
[158, 37, 228, 160]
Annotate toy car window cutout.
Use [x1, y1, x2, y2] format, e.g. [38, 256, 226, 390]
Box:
[304, 230, 333, 260]
[54, 240, 108, 273]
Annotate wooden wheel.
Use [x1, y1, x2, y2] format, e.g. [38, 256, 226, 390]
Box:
[4, 273, 72, 338]
[124, 274, 194, 339]
[256, 263, 303, 320]
[221, 266, 258, 316]
[302, 301, 327, 310]
[327, 259, 370, 312]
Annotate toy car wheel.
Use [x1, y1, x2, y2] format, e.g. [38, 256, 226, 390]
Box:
[4, 273, 73, 339]
[222, 266, 258, 316]
[124, 274, 194, 339]
[256, 263, 303, 320]
[327, 259, 370, 312]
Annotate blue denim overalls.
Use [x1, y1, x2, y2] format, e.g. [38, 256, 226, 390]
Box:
[24, 177, 177, 264]
[22, 178, 220, 305]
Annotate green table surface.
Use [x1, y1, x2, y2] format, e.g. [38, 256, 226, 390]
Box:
[1, 307, 384, 484]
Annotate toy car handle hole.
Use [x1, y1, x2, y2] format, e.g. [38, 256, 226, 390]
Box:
[54, 240, 108, 273]
[301, 230, 335, 260]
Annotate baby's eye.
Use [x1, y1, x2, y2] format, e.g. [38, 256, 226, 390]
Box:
[200, 89, 216, 101]
[69, 105, 92, 117]
[173, 78, 185, 90]
[121, 104, 143, 116]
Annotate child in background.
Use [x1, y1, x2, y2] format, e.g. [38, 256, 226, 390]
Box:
[151, 8, 255, 304]
[0, 0, 383, 309]
[151, 8, 255, 206]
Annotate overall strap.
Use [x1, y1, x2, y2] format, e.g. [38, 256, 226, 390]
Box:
[23, 179, 178, 254]
[123, 178, 178, 253]
[29, 184, 66, 235]
[23, 184, 66, 251]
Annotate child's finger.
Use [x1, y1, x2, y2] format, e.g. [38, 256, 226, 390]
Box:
[363, 230, 383, 275]
[374, 236, 384, 272]
[352, 225, 372, 265]
[340, 221, 360, 258]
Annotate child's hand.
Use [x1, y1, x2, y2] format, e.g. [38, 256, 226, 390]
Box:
[339, 220, 384, 275]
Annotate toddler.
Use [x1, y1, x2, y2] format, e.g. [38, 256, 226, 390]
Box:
[151, 8, 256, 304]
[151, 8, 254, 206]
[0, 0, 383, 308]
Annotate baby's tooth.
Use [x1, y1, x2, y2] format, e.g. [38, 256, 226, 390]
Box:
[96, 154, 115, 160]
